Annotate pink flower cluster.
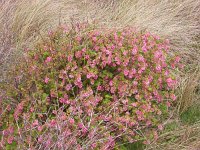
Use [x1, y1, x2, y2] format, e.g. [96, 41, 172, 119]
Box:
[1, 24, 180, 149]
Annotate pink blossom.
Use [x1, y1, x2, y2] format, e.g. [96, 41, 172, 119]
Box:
[109, 80, 113, 86]
[138, 55, 145, 62]
[75, 51, 82, 58]
[97, 85, 103, 91]
[153, 90, 159, 96]
[156, 64, 162, 72]
[170, 93, 176, 101]
[138, 69, 144, 74]
[59, 94, 69, 104]
[92, 36, 97, 42]
[129, 121, 136, 127]
[143, 140, 151, 145]
[128, 73, 133, 79]
[135, 94, 140, 100]
[48, 30, 53, 36]
[37, 126, 43, 131]
[8, 126, 14, 134]
[7, 136, 14, 144]
[76, 36, 82, 42]
[162, 62, 167, 68]
[166, 101, 171, 107]
[154, 35, 160, 40]
[65, 84, 72, 91]
[79, 123, 88, 134]
[63, 130, 72, 137]
[178, 64, 184, 69]
[50, 119, 57, 127]
[30, 107, 34, 112]
[52, 110, 57, 114]
[32, 120, 39, 126]
[107, 56, 112, 65]
[165, 39, 170, 44]
[144, 79, 150, 86]
[67, 55, 72, 62]
[114, 32, 118, 40]
[105, 49, 111, 55]
[157, 95, 163, 102]
[94, 31, 100, 36]
[81, 48, 86, 53]
[131, 68, 137, 74]
[131, 102, 137, 107]
[118, 42, 123, 47]
[45, 139, 51, 147]
[14, 102, 24, 120]
[164, 70, 169, 76]
[44, 77, 49, 84]
[171, 63, 175, 69]
[94, 46, 99, 51]
[154, 50, 162, 59]
[3, 130, 9, 136]
[158, 77, 162, 84]
[75, 81, 82, 88]
[91, 143, 97, 148]
[154, 131, 158, 140]
[158, 124, 164, 131]
[142, 44, 147, 52]
[122, 99, 128, 104]
[87, 73, 94, 79]
[38, 136, 43, 143]
[123, 69, 129, 76]
[133, 81, 138, 86]
[136, 110, 144, 120]
[69, 118, 75, 124]
[104, 115, 112, 122]
[132, 46, 138, 55]
[111, 45, 116, 52]
[123, 59, 129, 66]
[166, 78, 175, 87]
[148, 75, 153, 82]
[45, 56, 52, 63]
[122, 50, 128, 56]
[76, 75, 81, 82]
[146, 120, 152, 126]
[61, 115, 67, 120]
[175, 56, 181, 63]
[69, 74, 74, 78]
[115, 57, 121, 65]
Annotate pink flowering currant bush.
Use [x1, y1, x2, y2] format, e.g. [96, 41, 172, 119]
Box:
[0, 24, 181, 149]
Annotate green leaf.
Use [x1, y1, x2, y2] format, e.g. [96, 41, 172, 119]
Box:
[103, 98, 111, 104]
[6, 141, 17, 150]
[105, 94, 113, 99]
[43, 51, 49, 58]
[42, 93, 48, 103]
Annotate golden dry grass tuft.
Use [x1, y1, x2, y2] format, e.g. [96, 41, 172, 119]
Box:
[146, 121, 200, 150]
[176, 68, 200, 114]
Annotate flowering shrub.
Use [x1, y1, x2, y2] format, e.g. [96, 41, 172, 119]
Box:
[0, 24, 180, 149]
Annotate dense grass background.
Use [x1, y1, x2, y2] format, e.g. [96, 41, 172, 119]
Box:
[0, 0, 200, 149]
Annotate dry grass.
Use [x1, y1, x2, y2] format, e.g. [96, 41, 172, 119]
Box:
[146, 121, 200, 150]
[0, 0, 200, 149]
[176, 68, 200, 114]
